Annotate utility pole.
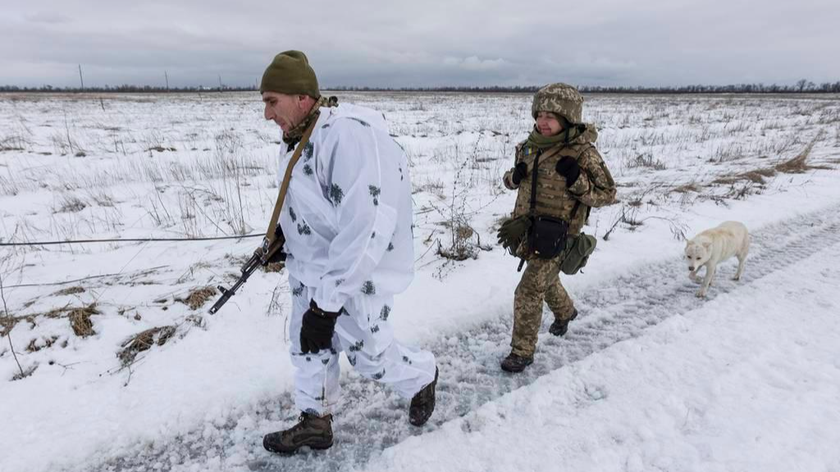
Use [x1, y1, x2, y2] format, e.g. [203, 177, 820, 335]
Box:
[78, 64, 85, 91]
[165, 71, 170, 92]
[218, 74, 223, 91]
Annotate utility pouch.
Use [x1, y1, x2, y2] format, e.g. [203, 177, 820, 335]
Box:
[529, 216, 569, 259]
[560, 232, 597, 275]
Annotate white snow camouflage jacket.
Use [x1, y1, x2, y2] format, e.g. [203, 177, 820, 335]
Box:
[277, 103, 414, 312]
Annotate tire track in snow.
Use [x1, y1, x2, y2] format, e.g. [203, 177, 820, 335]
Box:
[91, 204, 840, 472]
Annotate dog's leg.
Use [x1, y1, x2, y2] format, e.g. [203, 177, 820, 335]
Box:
[734, 238, 749, 281]
[734, 253, 747, 280]
[689, 269, 699, 283]
[697, 263, 716, 297]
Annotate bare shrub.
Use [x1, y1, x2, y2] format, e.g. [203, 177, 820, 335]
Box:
[428, 140, 495, 263]
[436, 222, 481, 261]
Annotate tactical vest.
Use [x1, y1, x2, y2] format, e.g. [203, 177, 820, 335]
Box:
[513, 142, 593, 236]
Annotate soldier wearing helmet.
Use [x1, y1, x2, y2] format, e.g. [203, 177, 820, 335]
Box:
[497, 83, 616, 373]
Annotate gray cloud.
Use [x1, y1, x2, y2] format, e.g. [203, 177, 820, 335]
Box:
[1, 0, 838, 88]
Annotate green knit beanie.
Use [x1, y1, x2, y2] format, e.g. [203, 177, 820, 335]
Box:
[260, 50, 320, 98]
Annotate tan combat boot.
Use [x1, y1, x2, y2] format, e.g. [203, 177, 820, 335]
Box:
[263, 411, 333, 454]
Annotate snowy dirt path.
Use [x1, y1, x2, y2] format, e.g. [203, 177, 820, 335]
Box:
[83, 203, 840, 472]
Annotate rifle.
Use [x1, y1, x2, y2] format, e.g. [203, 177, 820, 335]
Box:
[208, 236, 285, 315]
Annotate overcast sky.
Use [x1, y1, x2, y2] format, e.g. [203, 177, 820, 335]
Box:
[2, 0, 838, 88]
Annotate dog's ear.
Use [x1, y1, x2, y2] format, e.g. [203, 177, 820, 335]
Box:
[702, 241, 712, 250]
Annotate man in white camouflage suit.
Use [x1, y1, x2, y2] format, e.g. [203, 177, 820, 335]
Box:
[258, 50, 438, 454]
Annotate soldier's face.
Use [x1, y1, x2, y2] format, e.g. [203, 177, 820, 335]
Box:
[535, 112, 562, 136]
[262, 92, 308, 133]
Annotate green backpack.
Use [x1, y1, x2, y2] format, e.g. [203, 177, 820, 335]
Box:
[560, 233, 597, 275]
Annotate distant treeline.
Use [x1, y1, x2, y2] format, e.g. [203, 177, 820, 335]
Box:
[2, 80, 840, 94]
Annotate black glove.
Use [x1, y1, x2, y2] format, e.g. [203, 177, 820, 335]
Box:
[511, 162, 528, 185]
[262, 225, 287, 265]
[555, 157, 581, 187]
[300, 300, 340, 354]
[263, 248, 287, 265]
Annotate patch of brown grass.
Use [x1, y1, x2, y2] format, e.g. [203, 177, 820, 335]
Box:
[743, 168, 777, 182]
[175, 286, 218, 310]
[774, 135, 832, 174]
[671, 183, 701, 194]
[775, 150, 811, 174]
[117, 326, 177, 367]
[713, 136, 831, 187]
[53, 286, 86, 296]
[0, 316, 21, 337]
[26, 335, 59, 353]
[68, 304, 100, 337]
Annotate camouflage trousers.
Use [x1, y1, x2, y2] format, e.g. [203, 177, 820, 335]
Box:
[287, 276, 437, 416]
[510, 255, 576, 358]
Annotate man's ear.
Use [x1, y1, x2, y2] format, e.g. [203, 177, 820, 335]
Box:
[297, 95, 316, 111]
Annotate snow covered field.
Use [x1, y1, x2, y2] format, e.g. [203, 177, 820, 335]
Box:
[1, 91, 839, 472]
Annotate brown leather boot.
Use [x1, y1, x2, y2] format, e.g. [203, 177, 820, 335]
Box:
[500, 352, 534, 373]
[409, 367, 438, 426]
[263, 411, 333, 454]
[549, 308, 578, 337]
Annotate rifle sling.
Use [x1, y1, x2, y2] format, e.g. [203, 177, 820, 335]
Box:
[264, 119, 317, 247]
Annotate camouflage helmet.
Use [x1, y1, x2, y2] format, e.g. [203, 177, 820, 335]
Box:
[531, 83, 584, 123]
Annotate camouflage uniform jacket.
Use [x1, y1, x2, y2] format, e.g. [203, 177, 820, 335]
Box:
[503, 126, 616, 236]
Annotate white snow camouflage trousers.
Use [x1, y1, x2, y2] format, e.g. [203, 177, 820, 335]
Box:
[288, 276, 437, 415]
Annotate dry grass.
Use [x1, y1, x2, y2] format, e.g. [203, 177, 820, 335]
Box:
[773, 140, 830, 173]
[53, 286, 86, 296]
[670, 183, 701, 194]
[627, 153, 667, 170]
[68, 304, 100, 337]
[26, 335, 59, 353]
[715, 168, 776, 185]
[714, 138, 828, 186]
[741, 168, 777, 183]
[175, 286, 217, 310]
[117, 325, 177, 367]
[0, 316, 20, 337]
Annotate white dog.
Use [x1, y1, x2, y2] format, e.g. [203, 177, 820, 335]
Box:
[684, 221, 750, 298]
